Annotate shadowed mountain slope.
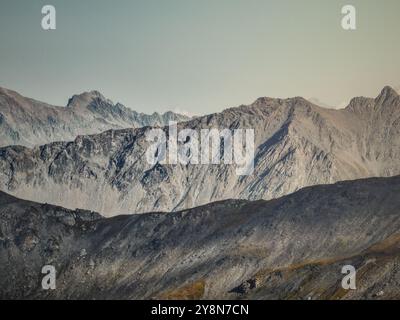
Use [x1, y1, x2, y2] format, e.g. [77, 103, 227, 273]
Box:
[1, 175, 400, 299]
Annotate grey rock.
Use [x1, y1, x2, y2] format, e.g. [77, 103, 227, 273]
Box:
[1, 175, 400, 299]
[0, 87, 190, 148]
[0, 87, 399, 216]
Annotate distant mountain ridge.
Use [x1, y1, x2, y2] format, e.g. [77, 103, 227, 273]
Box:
[0, 86, 399, 215]
[0, 87, 190, 147]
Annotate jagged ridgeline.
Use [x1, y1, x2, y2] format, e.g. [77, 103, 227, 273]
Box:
[0, 87, 190, 148]
[0, 87, 399, 216]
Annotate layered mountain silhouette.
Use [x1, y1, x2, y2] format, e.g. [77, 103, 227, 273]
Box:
[1, 175, 400, 299]
[0, 86, 399, 216]
[0, 87, 190, 148]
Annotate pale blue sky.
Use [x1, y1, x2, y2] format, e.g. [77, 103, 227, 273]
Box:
[0, 0, 399, 114]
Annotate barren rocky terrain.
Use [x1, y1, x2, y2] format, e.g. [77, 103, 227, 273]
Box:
[0, 87, 189, 148]
[1, 175, 400, 300]
[0, 86, 399, 216]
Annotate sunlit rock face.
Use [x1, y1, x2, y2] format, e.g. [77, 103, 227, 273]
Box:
[0, 87, 399, 216]
[0, 86, 190, 148]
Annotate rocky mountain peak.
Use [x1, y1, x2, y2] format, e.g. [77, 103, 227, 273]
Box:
[375, 86, 399, 105]
[0, 86, 191, 148]
[67, 90, 111, 108]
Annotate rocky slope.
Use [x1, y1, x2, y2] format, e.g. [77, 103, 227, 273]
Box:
[0, 86, 399, 216]
[1, 175, 400, 299]
[0, 87, 190, 148]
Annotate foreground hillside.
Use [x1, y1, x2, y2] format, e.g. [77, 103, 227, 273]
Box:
[0, 86, 399, 215]
[1, 176, 400, 299]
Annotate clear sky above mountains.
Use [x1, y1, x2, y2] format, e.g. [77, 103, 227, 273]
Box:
[0, 0, 399, 114]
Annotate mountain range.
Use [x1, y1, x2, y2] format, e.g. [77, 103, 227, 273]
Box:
[0, 87, 190, 148]
[0, 86, 399, 216]
[1, 175, 400, 299]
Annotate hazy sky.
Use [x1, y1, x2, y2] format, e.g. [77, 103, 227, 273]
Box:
[0, 0, 399, 114]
